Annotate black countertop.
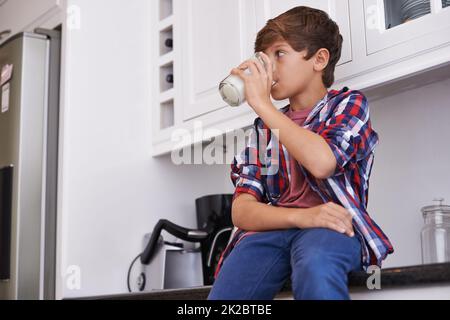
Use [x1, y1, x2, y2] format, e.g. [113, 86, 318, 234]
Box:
[71, 262, 450, 300]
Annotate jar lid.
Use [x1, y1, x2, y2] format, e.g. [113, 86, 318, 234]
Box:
[421, 198, 450, 218]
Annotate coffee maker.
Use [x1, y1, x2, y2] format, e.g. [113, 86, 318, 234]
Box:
[137, 219, 208, 291]
[133, 194, 234, 291]
[195, 194, 234, 285]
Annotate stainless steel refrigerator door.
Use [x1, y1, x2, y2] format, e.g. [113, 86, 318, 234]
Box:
[0, 33, 49, 299]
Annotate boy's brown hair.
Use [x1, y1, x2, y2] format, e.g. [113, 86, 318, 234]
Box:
[254, 6, 343, 88]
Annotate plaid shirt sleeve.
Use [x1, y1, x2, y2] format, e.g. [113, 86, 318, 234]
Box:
[316, 91, 379, 176]
[230, 124, 267, 203]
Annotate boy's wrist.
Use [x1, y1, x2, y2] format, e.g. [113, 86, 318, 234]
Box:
[254, 101, 277, 117]
[287, 207, 312, 229]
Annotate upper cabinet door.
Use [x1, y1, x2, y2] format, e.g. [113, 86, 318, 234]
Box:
[180, 0, 257, 121]
[363, 0, 450, 54]
[255, 0, 352, 66]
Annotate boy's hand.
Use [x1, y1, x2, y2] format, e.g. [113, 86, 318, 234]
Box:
[230, 52, 275, 113]
[294, 202, 355, 237]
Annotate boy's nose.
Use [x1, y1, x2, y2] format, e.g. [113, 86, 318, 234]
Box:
[269, 59, 276, 73]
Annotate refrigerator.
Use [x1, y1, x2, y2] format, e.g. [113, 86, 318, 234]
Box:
[0, 29, 61, 300]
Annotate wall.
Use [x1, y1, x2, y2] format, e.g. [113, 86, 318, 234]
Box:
[367, 75, 450, 269]
[56, 0, 450, 298]
[56, 0, 233, 299]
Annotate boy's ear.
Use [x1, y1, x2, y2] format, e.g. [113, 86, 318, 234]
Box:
[313, 48, 330, 72]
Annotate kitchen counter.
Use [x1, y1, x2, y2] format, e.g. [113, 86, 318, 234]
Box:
[70, 262, 450, 300]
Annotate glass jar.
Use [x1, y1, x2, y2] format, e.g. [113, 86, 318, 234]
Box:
[421, 198, 450, 264]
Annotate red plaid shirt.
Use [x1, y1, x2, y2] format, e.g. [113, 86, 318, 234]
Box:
[215, 87, 394, 278]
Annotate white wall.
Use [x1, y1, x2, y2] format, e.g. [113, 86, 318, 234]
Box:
[56, 0, 233, 299]
[367, 76, 450, 269]
[56, 0, 450, 299]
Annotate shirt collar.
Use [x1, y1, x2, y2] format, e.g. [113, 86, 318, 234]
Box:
[280, 86, 349, 125]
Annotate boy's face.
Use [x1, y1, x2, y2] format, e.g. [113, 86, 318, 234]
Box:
[263, 40, 321, 100]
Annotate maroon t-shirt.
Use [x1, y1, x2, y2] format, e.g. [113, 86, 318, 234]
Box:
[276, 106, 325, 208]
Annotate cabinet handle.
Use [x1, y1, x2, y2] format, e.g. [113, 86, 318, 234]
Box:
[0, 29, 12, 40]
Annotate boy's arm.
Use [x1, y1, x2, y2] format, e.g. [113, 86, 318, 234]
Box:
[232, 193, 299, 231]
[315, 92, 378, 177]
[256, 104, 336, 179]
[256, 91, 377, 179]
[229, 116, 354, 235]
[232, 193, 354, 236]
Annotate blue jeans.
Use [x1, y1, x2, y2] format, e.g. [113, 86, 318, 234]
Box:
[208, 228, 363, 300]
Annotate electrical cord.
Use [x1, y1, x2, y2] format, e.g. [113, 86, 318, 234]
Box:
[127, 253, 142, 293]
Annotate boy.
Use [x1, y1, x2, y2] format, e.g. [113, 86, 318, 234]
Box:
[208, 6, 393, 300]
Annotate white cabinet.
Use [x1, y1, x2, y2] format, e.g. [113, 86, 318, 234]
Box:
[335, 0, 450, 90]
[363, 0, 450, 55]
[255, 0, 352, 67]
[150, 0, 176, 144]
[152, 0, 259, 155]
[0, 0, 61, 45]
[178, 0, 352, 122]
[179, 0, 258, 121]
[151, 1, 450, 156]
[152, 0, 356, 155]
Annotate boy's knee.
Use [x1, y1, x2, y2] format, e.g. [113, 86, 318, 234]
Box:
[295, 249, 337, 277]
[291, 247, 350, 290]
[291, 252, 350, 300]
